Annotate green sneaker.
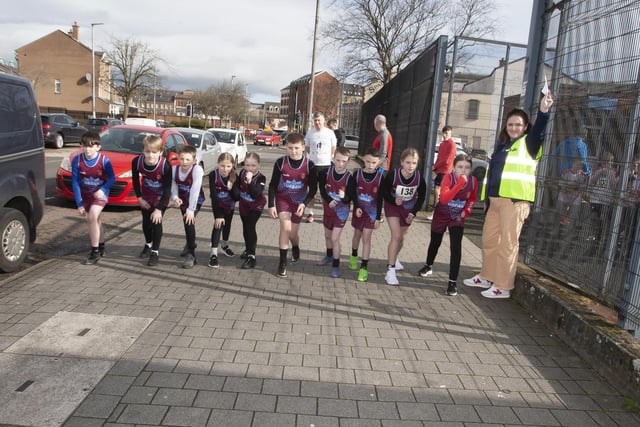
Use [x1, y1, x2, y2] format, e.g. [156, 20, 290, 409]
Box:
[349, 255, 358, 270]
[357, 268, 368, 282]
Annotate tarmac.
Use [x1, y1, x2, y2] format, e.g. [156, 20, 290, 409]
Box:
[1, 197, 640, 426]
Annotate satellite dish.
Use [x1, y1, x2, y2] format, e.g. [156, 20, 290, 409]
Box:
[86, 73, 92, 82]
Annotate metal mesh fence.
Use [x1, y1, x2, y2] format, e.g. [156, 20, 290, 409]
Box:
[360, 36, 448, 174]
[526, 0, 640, 335]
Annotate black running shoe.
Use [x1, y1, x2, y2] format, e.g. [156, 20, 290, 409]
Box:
[242, 256, 256, 269]
[446, 281, 458, 296]
[83, 251, 100, 265]
[277, 262, 287, 277]
[139, 245, 151, 258]
[147, 251, 159, 266]
[291, 246, 300, 263]
[208, 254, 219, 268]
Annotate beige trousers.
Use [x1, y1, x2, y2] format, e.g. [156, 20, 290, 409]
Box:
[480, 197, 531, 290]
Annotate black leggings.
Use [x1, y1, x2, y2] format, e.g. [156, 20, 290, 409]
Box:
[425, 226, 464, 281]
[141, 207, 166, 251]
[211, 211, 234, 248]
[182, 206, 201, 254]
[241, 210, 261, 255]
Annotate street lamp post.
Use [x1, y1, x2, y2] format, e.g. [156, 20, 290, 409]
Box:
[229, 75, 236, 128]
[91, 22, 104, 119]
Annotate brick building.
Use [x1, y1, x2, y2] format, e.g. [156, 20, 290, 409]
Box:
[281, 70, 341, 132]
[16, 22, 112, 118]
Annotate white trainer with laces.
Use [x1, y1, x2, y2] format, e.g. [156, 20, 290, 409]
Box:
[481, 285, 510, 299]
[385, 268, 399, 286]
[463, 274, 493, 289]
[394, 260, 404, 271]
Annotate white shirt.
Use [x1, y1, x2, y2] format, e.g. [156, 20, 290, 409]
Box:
[305, 127, 337, 166]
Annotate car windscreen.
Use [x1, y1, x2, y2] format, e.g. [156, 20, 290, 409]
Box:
[87, 119, 107, 126]
[100, 128, 162, 154]
[211, 131, 235, 143]
[178, 131, 203, 148]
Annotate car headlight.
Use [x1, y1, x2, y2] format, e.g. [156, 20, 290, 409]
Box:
[119, 170, 132, 178]
[59, 157, 72, 172]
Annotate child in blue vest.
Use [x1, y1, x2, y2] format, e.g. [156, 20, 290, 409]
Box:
[419, 154, 477, 296]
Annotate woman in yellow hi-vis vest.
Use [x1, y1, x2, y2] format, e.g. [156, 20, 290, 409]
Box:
[463, 91, 554, 298]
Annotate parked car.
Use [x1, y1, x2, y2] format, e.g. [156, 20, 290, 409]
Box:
[41, 113, 88, 148]
[344, 134, 359, 151]
[124, 117, 158, 127]
[207, 128, 247, 165]
[0, 74, 46, 272]
[470, 148, 488, 161]
[86, 118, 124, 133]
[254, 131, 281, 146]
[173, 127, 221, 175]
[56, 125, 188, 206]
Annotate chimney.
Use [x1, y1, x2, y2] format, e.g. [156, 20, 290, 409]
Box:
[69, 21, 79, 40]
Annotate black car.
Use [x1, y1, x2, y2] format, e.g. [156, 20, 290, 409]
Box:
[0, 74, 46, 272]
[41, 113, 88, 148]
[86, 118, 124, 133]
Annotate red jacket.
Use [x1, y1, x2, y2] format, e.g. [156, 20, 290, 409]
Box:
[433, 138, 456, 174]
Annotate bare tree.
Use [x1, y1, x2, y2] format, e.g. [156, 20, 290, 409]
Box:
[322, 0, 497, 84]
[106, 37, 164, 119]
[193, 78, 249, 128]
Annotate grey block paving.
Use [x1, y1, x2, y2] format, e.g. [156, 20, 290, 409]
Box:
[1, 178, 639, 427]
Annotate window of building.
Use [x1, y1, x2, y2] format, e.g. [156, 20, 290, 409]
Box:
[473, 136, 482, 147]
[54, 80, 61, 94]
[466, 99, 480, 120]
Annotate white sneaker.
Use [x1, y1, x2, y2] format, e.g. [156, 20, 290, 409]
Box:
[463, 274, 493, 289]
[385, 268, 399, 286]
[394, 260, 404, 271]
[481, 285, 510, 299]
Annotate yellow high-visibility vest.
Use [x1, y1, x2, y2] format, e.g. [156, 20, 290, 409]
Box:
[481, 135, 542, 202]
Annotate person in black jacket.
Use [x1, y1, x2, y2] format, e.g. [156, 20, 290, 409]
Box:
[328, 118, 346, 148]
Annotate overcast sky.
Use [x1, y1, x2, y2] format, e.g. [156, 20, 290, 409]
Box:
[1, 0, 533, 103]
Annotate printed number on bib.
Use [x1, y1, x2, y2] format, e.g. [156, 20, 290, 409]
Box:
[396, 185, 416, 201]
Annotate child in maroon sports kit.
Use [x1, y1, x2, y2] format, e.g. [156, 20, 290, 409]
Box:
[268, 133, 317, 278]
[349, 148, 384, 282]
[208, 152, 239, 268]
[419, 154, 477, 296]
[171, 145, 204, 269]
[132, 135, 173, 266]
[317, 146, 357, 278]
[235, 152, 266, 269]
[72, 131, 116, 265]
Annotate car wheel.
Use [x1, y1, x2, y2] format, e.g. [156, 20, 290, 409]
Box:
[0, 208, 30, 273]
[54, 133, 64, 149]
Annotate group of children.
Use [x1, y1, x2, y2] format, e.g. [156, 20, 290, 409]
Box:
[72, 127, 477, 293]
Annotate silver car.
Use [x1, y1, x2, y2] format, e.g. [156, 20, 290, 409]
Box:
[174, 128, 221, 175]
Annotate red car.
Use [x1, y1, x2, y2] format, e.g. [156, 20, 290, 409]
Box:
[56, 125, 188, 206]
[254, 131, 281, 146]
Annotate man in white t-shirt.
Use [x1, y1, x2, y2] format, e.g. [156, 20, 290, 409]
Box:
[304, 112, 337, 222]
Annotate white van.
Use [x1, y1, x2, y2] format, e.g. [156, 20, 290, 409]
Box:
[124, 117, 158, 127]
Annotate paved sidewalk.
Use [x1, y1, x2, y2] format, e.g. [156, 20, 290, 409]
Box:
[1, 205, 639, 427]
